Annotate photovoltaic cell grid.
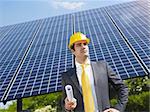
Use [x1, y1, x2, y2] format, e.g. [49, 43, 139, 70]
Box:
[0, 20, 42, 101]
[104, 0, 149, 72]
[5, 15, 74, 101]
[0, 1, 149, 102]
[0, 25, 15, 41]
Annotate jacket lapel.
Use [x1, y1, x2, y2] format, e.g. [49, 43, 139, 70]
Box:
[91, 62, 97, 87]
[70, 68, 82, 94]
[91, 62, 103, 111]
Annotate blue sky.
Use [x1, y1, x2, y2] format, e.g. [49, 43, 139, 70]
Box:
[0, 0, 136, 27]
[0, 0, 136, 109]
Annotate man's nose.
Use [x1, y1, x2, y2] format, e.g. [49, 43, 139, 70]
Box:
[81, 43, 86, 48]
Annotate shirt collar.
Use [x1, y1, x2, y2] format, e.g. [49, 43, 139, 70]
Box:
[75, 58, 91, 68]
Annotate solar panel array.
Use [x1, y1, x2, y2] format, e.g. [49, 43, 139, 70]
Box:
[105, 0, 149, 74]
[0, 0, 149, 102]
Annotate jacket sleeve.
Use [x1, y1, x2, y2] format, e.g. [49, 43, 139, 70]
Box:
[61, 72, 72, 112]
[61, 72, 67, 111]
[106, 62, 129, 112]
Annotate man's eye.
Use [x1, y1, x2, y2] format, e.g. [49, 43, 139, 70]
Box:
[76, 43, 87, 47]
[83, 43, 87, 45]
[76, 44, 81, 46]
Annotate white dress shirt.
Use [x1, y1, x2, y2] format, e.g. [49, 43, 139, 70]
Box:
[75, 59, 98, 112]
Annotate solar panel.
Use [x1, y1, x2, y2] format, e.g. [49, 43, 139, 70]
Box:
[2, 16, 73, 101]
[0, 20, 42, 101]
[0, 0, 149, 102]
[0, 25, 15, 41]
[104, 0, 149, 73]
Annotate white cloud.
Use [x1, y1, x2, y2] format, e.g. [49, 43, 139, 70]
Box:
[52, 1, 85, 10]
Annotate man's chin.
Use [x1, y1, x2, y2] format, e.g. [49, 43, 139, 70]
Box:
[79, 53, 89, 58]
[84, 54, 89, 58]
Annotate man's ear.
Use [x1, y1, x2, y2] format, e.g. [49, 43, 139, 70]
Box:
[71, 49, 75, 55]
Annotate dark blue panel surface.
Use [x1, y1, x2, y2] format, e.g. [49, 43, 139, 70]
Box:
[6, 15, 73, 100]
[105, 0, 149, 73]
[0, 20, 41, 101]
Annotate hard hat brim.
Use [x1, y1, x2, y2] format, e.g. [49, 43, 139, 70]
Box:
[68, 38, 90, 49]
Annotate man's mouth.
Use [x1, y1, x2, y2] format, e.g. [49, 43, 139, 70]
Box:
[81, 50, 87, 53]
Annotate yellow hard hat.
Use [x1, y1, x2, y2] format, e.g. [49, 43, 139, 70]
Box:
[68, 32, 90, 49]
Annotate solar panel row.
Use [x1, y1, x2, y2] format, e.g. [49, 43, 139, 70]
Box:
[0, 0, 149, 102]
[104, 0, 149, 73]
[0, 20, 42, 101]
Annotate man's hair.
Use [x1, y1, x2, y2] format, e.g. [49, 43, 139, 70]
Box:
[70, 44, 75, 51]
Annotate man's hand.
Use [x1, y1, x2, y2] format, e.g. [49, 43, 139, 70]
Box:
[103, 108, 120, 112]
[65, 97, 77, 111]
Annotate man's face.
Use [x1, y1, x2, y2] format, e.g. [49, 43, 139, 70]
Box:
[71, 40, 89, 58]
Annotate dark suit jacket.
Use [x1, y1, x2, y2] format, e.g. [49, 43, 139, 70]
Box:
[61, 61, 128, 112]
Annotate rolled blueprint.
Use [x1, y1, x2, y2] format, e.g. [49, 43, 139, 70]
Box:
[65, 85, 74, 102]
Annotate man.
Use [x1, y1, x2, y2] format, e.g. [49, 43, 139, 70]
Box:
[61, 32, 128, 112]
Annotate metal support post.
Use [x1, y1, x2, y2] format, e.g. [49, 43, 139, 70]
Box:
[17, 98, 22, 112]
